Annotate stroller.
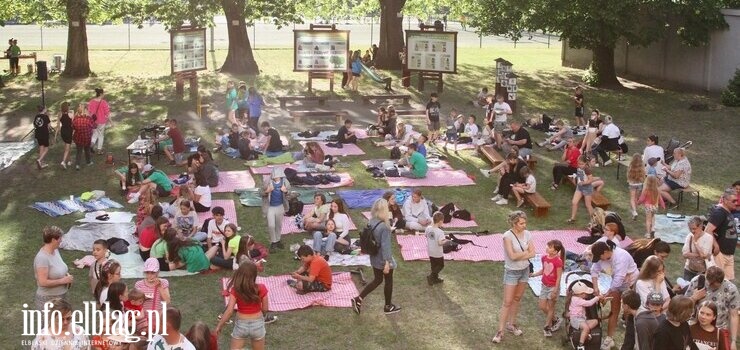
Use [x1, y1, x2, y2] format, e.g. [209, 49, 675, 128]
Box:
[561, 271, 609, 350]
[663, 137, 693, 164]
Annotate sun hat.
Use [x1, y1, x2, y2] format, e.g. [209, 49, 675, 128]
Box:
[572, 281, 594, 295]
[142, 164, 154, 173]
[143, 258, 160, 272]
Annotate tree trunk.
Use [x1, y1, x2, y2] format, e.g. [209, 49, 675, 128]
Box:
[375, 0, 406, 70]
[591, 45, 620, 87]
[220, 0, 259, 75]
[62, 0, 91, 77]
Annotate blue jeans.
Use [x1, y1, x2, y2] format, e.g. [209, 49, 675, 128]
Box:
[313, 231, 337, 254]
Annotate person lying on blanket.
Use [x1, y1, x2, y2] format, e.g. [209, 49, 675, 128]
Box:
[403, 189, 432, 231]
[288, 245, 333, 294]
[398, 143, 428, 179]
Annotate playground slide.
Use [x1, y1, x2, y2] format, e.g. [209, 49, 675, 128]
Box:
[360, 63, 387, 84]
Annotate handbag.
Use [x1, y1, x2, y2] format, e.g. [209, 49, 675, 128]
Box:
[511, 230, 534, 273]
[686, 240, 706, 273]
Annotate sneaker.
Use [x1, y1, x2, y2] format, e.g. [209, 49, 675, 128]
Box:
[269, 243, 278, 254]
[351, 297, 362, 315]
[551, 317, 563, 332]
[577, 346, 585, 350]
[87, 161, 94, 166]
[480, 169, 492, 178]
[495, 198, 509, 205]
[434, 277, 444, 284]
[506, 323, 523, 336]
[603, 160, 613, 166]
[427, 275, 435, 286]
[75, 165, 80, 171]
[383, 304, 402, 314]
[60, 162, 67, 170]
[632, 211, 638, 220]
[516, 199, 525, 208]
[543, 326, 552, 337]
[601, 336, 615, 350]
[276, 241, 285, 249]
[66, 160, 72, 166]
[40, 162, 49, 169]
[263, 314, 278, 324]
[491, 331, 504, 343]
[127, 193, 140, 204]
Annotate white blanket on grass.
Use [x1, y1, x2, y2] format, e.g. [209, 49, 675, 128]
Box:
[60, 223, 137, 251]
[302, 238, 371, 266]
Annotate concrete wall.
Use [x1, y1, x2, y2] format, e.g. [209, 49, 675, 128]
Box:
[561, 9, 740, 92]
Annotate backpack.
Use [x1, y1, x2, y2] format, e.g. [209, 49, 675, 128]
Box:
[443, 240, 461, 254]
[439, 202, 456, 223]
[390, 146, 402, 160]
[106, 237, 129, 255]
[285, 197, 304, 217]
[452, 209, 472, 221]
[360, 221, 383, 255]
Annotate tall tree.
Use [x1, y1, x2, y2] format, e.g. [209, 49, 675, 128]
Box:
[468, 0, 730, 86]
[375, 0, 406, 69]
[63, 0, 91, 77]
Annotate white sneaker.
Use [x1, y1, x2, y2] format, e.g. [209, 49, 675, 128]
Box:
[480, 169, 492, 178]
[127, 193, 140, 204]
[495, 198, 509, 205]
[603, 159, 613, 166]
[601, 336, 615, 350]
[491, 195, 502, 201]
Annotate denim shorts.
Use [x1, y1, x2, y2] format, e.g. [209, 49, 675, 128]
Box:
[503, 267, 529, 285]
[628, 183, 643, 191]
[539, 285, 557, 300]
[232, 317, 266, 341]
[577, 184, 594, 196]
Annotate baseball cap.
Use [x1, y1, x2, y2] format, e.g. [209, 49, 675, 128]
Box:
[143, 258, 160, 272]
[646, 291, 664, 306]
[142, 164, 154, 173]
[572, 281, 594, 295]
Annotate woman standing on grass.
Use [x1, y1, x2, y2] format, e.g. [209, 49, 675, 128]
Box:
[88, 88, 111, 154]
[492, 211, 535, 343]
[567, 155, 602, 223]
[72, 102, 94, 170]
[225, 81, 239, 126]
[352, 198, 401, 315]
[215, 262, 269, 350]
[54, 101, 73, 169]
[34, 226, 72, 310]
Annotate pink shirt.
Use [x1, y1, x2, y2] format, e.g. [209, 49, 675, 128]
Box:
[134, 278, 169, 312]
[541, 255, 563, 287]
[569, 295, 600, 319]
[87, 98, 110, 124]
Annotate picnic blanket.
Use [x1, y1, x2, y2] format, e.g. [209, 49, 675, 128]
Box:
[0, 141, 35, 170]
[337, 188, 412, 209]
[302, 238, 371, 266]
[221, 273, 358, 311]
[433, 140, 478, 151]
[281, 204, 358, 235]
[385, 170, 475, 187]
[653, 214, 690, 244]
[396, 230, 594, 262]
[239, 188, 322, 207]
[118, 248, 198, 279]
[198, 199, 239, 226]
[300, 141, 366, 157]
[60, 222, 137, 251]
[528, 257, 613, 297]
[361, 158, 453, 171]
[290, 129, 369, 141]
[245, 152, 295, 168]
[31, 197, 124, 217]
[361, 211, 477, 228]
[264, 173, 353, 189]
[168, 170, 255, 193]
[250, 162, 336, 175]
[77, 211, 136, 224]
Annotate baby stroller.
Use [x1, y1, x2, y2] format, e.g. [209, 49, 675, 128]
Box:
[562, 271, 607, 350]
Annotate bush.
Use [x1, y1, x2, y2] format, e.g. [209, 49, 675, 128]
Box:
[721, 69, 740, 107]
[582, 63, 600, 87]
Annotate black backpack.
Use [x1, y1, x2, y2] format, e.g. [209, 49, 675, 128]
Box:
[360, 221, 383, 255]
[285, 197, 304, 217]
[390, 146, 402, 160]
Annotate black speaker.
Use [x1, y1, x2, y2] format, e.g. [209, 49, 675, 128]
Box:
[36, 61, 48, 81]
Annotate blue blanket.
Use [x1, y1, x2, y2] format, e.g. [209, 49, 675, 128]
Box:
[338, 188, 412, 209]
[31, 197, 124, 217]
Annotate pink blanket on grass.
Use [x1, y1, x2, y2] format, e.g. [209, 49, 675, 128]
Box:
[300, 141, 366, 157]
[281, 204, 358, 235]
[385, 170, 475, 187]
[361, 159, 453, 171]
[263, 173, 354, 189]
[221, 273, 358, 311]
[250, 163, 336, 175]
[361, 211, 477, 228]
[197, 199, 238, 226]
[168, 170, 255, 193]
[396, 230, 597, 261]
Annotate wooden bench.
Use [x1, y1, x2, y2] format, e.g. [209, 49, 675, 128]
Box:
[479, 145, 538, 170]
[524, 192, 551, 217]
[676, 186, 701, 211]
[394, 109, 428, 118]
[563, 177, 611, 210]
[289, 110, 348, 125]
[277, 95, 329, 109]
[361, 94, 411, 105]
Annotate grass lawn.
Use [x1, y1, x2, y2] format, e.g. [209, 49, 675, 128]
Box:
[0, 46, 738, 349]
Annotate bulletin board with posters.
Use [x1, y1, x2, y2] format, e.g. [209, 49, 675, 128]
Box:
[169, 28, 207, 74]
[405, 30, 458, 74]
[293, 30, 350, 72]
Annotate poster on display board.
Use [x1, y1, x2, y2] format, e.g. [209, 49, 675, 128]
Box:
[293, 30, 350, 72]
[170, 28, 207, 74]
[405, 30, 457, 74]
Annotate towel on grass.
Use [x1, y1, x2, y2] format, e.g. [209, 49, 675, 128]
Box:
[433, 140, 478, 151]
[208, 170, 256, 193]
[118, 247, 198, 279]
[239, 188, 322, 207]
[290, 130, 369, 141]
[221, 272, 358, 311]
[77, 211, 136, 224]
[361, 158, 453, 171]
[31, 197, 124, 217]
[361, 211, 477, 228]
[300, 141, 366, 157]
[653, 214, 690, 244]
[264, 173, 353, 189]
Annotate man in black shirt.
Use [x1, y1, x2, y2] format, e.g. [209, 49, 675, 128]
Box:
[503, 120, 532, 158]
[260, 121, 284, 157]
[337, 119, 357, 144]
[706, 188, 738, 280]
[426, 92, 441, 142]
[33, 105, 51, 169]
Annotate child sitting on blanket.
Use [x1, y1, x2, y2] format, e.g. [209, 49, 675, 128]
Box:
[288, 245, 333, 294]
[89, 239, 109, 295]
[166, 185, 194, 218]
[511, 166, 537, 208]
[444, 109, 465, 150]
[530, 239, 565, 337]
[174, 200, 202, 240]
[233, 235, 268, 271]
[425, 212, 448, 286]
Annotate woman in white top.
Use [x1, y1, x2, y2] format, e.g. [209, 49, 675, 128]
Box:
[328, 199, 351, 248]
[192, 175, 212, 213]
[492, 211, 535, 344]
[634, 255, 671, 311]
[642, 135, 665, 178]
[658, 148, 692, 207]
[681, 216, 714, 281]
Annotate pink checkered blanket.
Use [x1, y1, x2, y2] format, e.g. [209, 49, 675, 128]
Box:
[385, 170, 475, 187]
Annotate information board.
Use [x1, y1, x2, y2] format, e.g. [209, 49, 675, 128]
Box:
[293, 30, 350, 72]
[405, 31, 458, 74]
[170, 28, 207, 74]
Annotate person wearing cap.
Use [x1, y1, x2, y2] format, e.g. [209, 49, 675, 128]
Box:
[262, 167, 290, 252]
[134, 258, 171, 322]
[88, 87, 111, 154]
[567, 281, 605, 350]
[130, 164, 174, 203]
[642, 134, 665, 178]
[590, 240, 638, 350]
[685, 266, 739, 348]
[621, 289, 665, 350]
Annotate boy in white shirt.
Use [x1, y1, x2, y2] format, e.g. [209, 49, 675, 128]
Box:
[425, 212, 448, 285]
[205, 206, 230, 249]
[512, 166, 536, 208]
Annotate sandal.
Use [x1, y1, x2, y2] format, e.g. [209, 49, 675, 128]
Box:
[491, 330, 504, 343]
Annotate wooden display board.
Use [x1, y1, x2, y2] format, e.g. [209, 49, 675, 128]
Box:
[404, 30, 458, 74]
[293, 30, 350, 72]
[170, 28, 207, 74]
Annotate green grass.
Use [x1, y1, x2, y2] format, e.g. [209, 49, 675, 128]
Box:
[0, 47, 738, 349]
